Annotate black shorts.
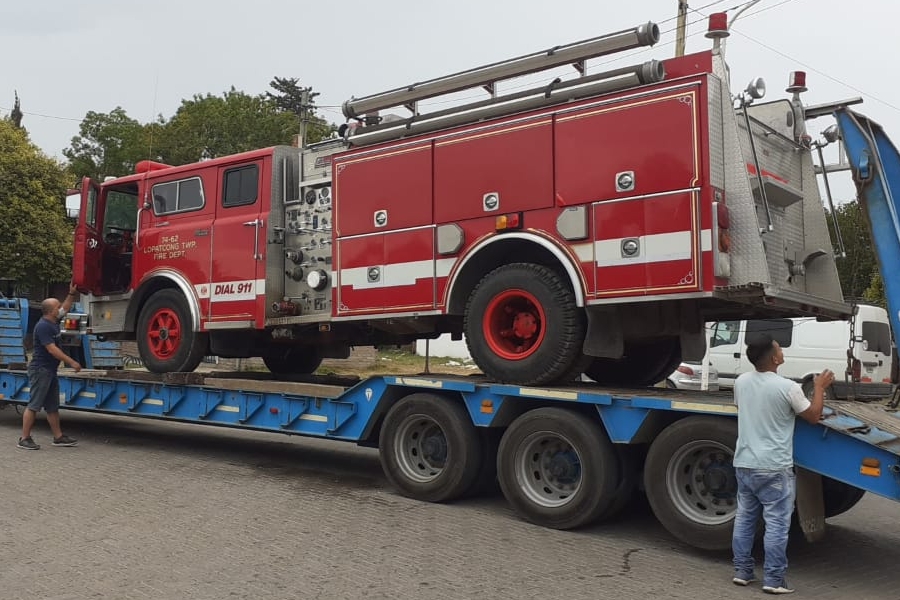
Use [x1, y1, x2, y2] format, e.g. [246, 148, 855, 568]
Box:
[27, 367, 60, 413]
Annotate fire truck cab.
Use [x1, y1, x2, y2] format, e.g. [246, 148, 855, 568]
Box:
[71, 15, 850, 386]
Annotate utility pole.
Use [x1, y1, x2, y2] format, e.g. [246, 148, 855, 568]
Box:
[675, 1, 689, 57]
[298, 87, 320, 149]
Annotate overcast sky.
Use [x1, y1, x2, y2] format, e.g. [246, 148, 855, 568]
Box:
[2, 0, 898, 201]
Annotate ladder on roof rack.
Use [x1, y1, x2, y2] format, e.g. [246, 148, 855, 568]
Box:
[340, 22, 663, 147]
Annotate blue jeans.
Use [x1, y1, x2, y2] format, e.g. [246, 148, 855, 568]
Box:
[732, 467, 796, 587]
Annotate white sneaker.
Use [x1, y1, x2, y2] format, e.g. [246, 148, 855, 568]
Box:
[763, 584, 795, 594]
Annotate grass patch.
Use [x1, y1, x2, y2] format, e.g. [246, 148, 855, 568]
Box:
[317, 348, 480, 378]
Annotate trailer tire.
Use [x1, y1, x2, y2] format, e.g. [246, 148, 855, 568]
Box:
[465, 428, 502, 498]
[263, 347, 323, 375]
[137, 289, 208, 374]
[465, 263, 585, 385]
[822, 477, 866, 518]
[585, 337, 682, 387]
[379, 393, 482, 503]
[644, 416, 737, 550]
[600, 445, 639, 521]
[497, 408, 618, 530]
[801, 380, 836, 401]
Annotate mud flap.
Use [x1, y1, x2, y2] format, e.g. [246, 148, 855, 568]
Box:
[795, 467, 826, 542]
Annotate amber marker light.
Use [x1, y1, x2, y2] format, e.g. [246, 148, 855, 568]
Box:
[860, 458, 881, 477]
[495, 213, 523, 231]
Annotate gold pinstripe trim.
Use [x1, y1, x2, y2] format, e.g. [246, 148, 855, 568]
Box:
[435, 119, 552, 147]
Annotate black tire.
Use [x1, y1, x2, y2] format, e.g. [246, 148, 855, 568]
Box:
[822, 477, 865, 518]
[137, 289, 208, 373]
[644, 416, 738, 550]
[600, 445, 639, 521]
[464, 428, 502, 498]
[802, 380, 837, 401]
[464, 263, 585, 385]
[379, 393, 483, 503]
[263, 346, 324, 375]
[585, 337, 682, 387]
[497, 408, 619, 530]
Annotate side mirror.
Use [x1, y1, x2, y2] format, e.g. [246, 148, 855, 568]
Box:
[65, 191, 80, 219]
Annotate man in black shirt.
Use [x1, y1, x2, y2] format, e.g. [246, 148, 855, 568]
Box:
[18, 284, 83, 450]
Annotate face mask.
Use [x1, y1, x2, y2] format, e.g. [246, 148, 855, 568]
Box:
[57, 308, 67, 321]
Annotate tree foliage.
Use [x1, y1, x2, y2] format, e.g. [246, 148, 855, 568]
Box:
[64, 79, 335, 178]
[63, 108, 149, 181]
[826, 202, 884, 306]
[0, 120, 73, 288]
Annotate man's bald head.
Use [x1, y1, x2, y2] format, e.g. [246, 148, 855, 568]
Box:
[41, 298, 61, 316]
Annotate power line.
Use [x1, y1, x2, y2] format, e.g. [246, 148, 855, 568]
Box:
[0, 105, 82, 121]
[688, 0, 900, 114]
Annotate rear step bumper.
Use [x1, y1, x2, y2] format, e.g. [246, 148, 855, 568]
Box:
[713, 283, 853, 320]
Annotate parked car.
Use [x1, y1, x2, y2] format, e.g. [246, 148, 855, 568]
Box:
[666, 361, 720, 391]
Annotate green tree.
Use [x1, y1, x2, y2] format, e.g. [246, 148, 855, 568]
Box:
[863, 271, 886, 308]
[0, 120, 73, 287]
[158, 88, 304, 165]
[64, 107, 152, 180]
[827, 203, 879, 301]
[266, 76, 334, 144]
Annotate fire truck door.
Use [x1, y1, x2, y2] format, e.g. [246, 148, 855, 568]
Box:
[72, 178, 104, 295]
[208, 162, 266, 325]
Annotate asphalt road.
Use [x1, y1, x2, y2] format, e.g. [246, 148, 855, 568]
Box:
[1, 406, 898, 600]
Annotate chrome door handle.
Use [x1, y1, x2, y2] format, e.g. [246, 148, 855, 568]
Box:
[243, 219, 264, 259]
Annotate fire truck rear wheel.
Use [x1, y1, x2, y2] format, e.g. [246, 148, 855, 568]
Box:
[643, 415, 737, 550]
[263, 347, 323, 375]
[137, 289, 208, 374]
[465, 263, 586, 385]
[497, 407, 619, 530]
[379, 393, 483, 503]
[585, 337, 682, 387]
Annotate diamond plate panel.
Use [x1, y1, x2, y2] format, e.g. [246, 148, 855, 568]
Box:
[712, 52, 770, 284]
[707, 75, 725, 189]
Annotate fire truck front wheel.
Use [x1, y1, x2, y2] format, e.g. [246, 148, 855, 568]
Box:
[464, 263, 585, 385]
[379, 393, 483, 503]
[137, 289, 209, 374]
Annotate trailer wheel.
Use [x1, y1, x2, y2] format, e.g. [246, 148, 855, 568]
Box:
[379, 393, 482, 503]
[137, 289, 208, 373]
[585, 337, 681, 387]
[465, 263, 585, 385]
[801, 380, 836, 401]
[497, 408, 618, 529]
[263, 346, 323, 375]
[600, 445, 639, 521]
[465, 428, 502, 498]
[822, 477, 866, 518]
[644, 416, 737, 550]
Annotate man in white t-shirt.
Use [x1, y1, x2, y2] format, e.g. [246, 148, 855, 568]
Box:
[731, 333, 834, 595]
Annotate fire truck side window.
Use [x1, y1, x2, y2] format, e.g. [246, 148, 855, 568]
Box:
[223, 165, 259, 208]
[85, 186, 98, 228]
[151, 177, 205, 215]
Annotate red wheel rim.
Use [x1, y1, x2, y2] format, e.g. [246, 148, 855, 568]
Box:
[146, 308, 182, 360]
[482, 289, 546, 361]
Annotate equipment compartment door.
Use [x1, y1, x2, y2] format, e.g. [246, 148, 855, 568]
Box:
[592, 190, 701, 297]
[209, 161, 267, 325]
[72, 178, 104, 295]
[336, 227, 436, 316]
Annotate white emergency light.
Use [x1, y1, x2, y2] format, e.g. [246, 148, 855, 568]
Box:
[745, 77, 766, 100]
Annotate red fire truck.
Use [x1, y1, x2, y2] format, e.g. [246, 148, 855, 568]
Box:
[71, 14, 850, 385]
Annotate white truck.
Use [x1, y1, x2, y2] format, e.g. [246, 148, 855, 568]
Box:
[708, 304, 894, 399]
